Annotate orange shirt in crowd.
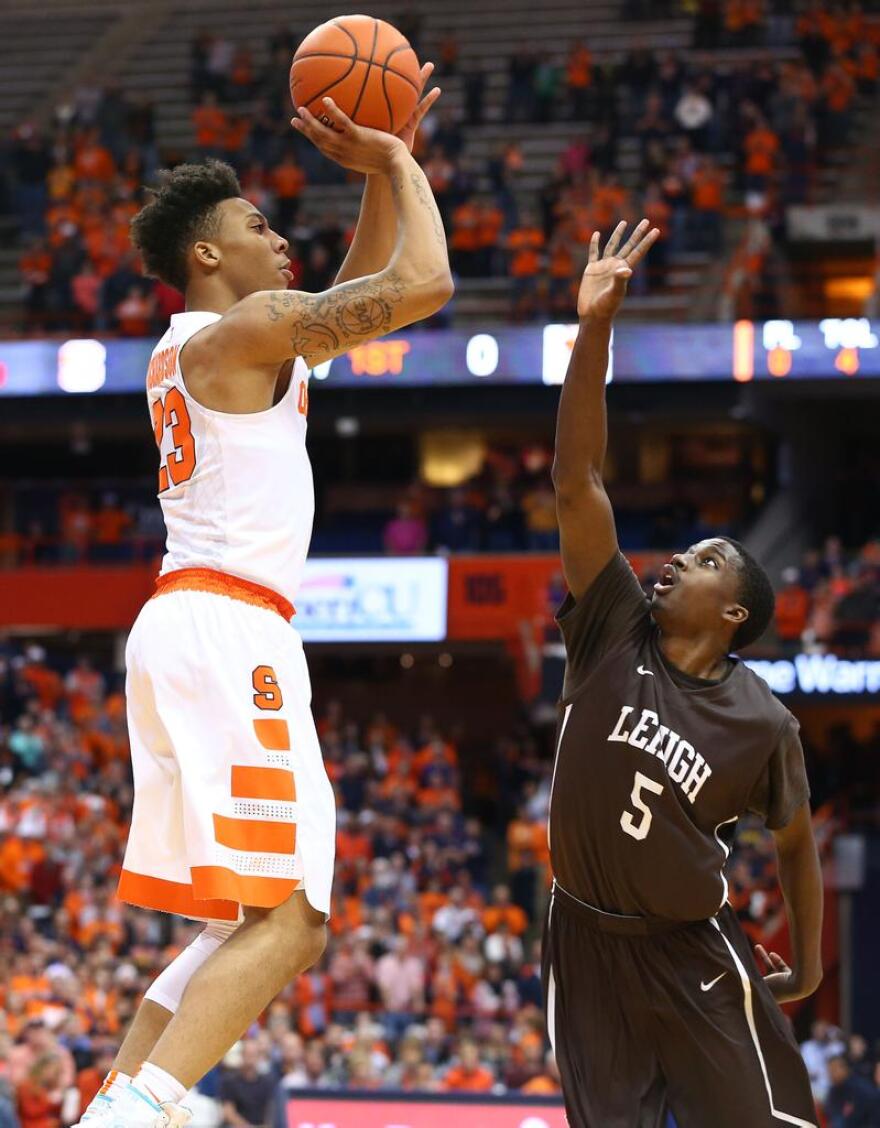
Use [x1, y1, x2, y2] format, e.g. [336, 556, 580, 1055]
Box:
[566, 45, 592, 89]
[691, 166, 724, 212]
[413, 740, 458, 777]
[451, 201, 481, 251]
[822, 65, 855, 112]
[775, 586, 810, 641]
[16, 1079, 62, 1128]
[416, 785, 461, 810]
[74, 143, 116, 184]
[19, 249, 51, 285]
[591, 182, 627, 230]
[643, 196, 671, 239]
[507, 226, 545, 277]
[271, 161, 306, 199]
[548, 240, 575, 279]
[477, 203, 504, 249]
[115, 292, 153, 337]
[0, 838, 45, 893]
[47, 164, 76, 201]
[724, 0, 764, 33]
[856, 44, 878, 83]
[744, 125, 779, 176]
[223, 116, 249, 154]
[522, 1074, 561, 1094]
[443, 1064, 495, 1092]
[193, 104, 227, 148]
[482, 903, 528, 935]
[93, 507, 131, 545]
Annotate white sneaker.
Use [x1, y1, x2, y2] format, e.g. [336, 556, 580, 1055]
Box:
[71, 1093, 116, 1128]
[93, 1085, 191, 1128]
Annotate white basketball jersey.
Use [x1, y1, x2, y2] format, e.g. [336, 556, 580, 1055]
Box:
[146, 311, 313, 609]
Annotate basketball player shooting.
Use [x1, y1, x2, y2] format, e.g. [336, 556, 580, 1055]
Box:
[544, 221, 823, 1127]
[74, 73, 451, 1128]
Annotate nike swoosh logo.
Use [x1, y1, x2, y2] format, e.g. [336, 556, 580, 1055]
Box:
[700, 973, 727, 992]
[637, 665, 654, 676]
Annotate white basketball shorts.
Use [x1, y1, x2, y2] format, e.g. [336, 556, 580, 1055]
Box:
[118, 568, 336, 922]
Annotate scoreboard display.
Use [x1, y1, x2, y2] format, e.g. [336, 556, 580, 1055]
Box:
[0, 319, 878, 396]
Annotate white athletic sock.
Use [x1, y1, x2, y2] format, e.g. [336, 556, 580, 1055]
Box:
[79, 1070, 131, 1119]
[132, 1062, 188, 1107]
[98, 1070, 132, 1102]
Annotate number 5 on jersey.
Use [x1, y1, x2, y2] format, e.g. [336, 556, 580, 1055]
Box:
[151, 387, 196, 492]
[621, 771, 664, 841]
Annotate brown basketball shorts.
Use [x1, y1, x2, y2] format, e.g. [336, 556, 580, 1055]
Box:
[542, 882, 818, 1128]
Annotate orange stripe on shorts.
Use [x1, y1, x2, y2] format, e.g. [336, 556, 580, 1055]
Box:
[213, 813, 295, 854]
[231, 765, 296, 802]
[252, 718, 291, 751]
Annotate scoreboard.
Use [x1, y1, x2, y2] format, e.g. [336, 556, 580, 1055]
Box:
[1, 319, 878, 395]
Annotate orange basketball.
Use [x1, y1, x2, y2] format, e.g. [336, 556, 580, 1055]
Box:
[290, 15, 421, 134]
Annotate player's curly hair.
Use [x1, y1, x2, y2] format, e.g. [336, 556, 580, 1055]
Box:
[130, 159, 241, 292]
[721, 538, 776, 652]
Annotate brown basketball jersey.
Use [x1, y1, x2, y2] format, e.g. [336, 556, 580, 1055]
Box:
[549, 552, 809, 922]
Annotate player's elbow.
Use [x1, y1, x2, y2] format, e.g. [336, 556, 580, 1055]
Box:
[804, 966, 823, 995]
[419, 269, 455, 310]
[399, 270, 454, 321]
[434, 270, 455, 304]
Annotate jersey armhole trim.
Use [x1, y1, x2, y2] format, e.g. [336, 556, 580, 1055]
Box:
[176, 328, 302, 421]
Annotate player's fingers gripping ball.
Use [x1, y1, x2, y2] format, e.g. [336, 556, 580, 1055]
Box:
[290, 15, 422, 133]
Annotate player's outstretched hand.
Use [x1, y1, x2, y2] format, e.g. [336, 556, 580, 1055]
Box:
[397, 62, 441, 153]
[291, 97, 407, 175]
[577, 219, 660, 324]
[755, 943, 806, 1003]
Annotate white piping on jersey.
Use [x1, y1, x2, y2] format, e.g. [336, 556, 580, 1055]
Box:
[546, 890, 557, 1055]
[547, 702, 573, 851]
[546, 965, 558, 1056]
[713, 815, 738, 910]
[710, 917, 818, 1127]
[553, 878, 649, 922]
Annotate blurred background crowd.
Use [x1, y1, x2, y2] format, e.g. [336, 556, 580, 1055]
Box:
[3, 0, 879, 332]
[0, 640, 877, 1127]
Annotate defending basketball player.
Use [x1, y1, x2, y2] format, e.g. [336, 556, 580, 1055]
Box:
[74, 76, 451, 1128]
[544, 221, 823, 1127]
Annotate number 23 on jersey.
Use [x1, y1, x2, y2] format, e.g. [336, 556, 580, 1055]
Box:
[151, 387, 196, 493]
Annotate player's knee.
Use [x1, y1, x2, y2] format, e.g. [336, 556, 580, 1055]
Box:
[244, 890, 326, 976]
[300, 918, 328, 969]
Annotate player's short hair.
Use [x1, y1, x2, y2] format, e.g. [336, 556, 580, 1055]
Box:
[130, 159, 241, 291]
[721, 537, 775, 651]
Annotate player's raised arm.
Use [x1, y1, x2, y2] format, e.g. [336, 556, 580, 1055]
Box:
[208, 102, 453, 371]
[552, 221, 659, 601]
[333, 63, 441, 285]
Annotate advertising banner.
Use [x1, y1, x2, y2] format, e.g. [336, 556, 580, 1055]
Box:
[295, 558, 448, 643]
[285, 1094, 566, 1128]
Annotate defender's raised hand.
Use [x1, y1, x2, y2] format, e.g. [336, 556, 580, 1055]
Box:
[577, 219, 660, 323]
[291, 97, 407, 175]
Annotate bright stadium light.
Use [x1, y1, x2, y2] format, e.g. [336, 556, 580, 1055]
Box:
[57, 339, 107, 394]
[466, 333, 499, 377]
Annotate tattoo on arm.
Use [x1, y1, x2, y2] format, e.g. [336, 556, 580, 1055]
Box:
[410, 171, 446, 248]
[265, 271, 407, 363]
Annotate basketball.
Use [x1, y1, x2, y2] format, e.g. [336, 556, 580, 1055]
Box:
[290, 15, 422, 134]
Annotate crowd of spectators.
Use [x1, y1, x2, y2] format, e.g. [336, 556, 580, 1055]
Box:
[773, 536, 880, 656]
[4, 4, 878, 332]
[0, 640, 561, 1125]
[0, 637, 872, 1127]
[2, 437, 746, 567]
